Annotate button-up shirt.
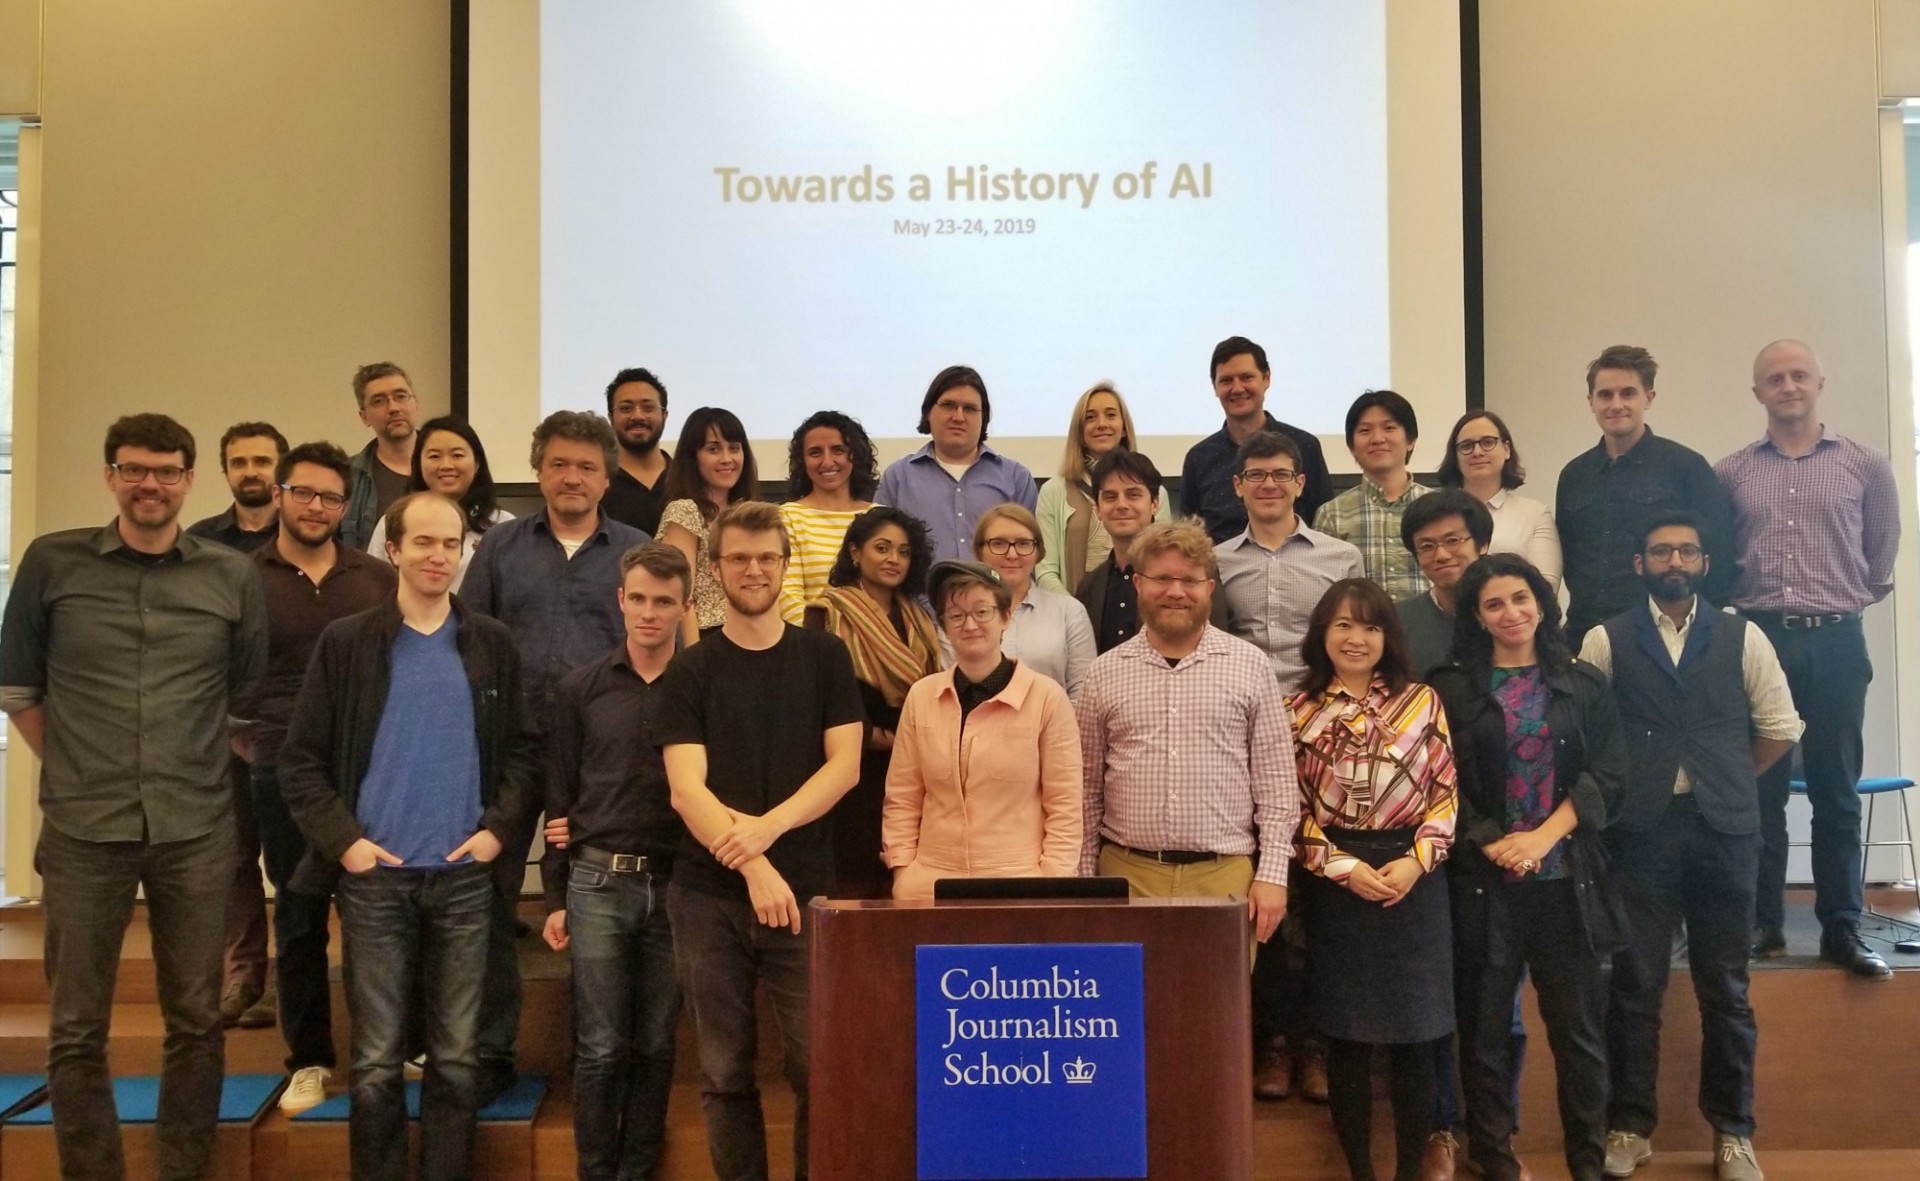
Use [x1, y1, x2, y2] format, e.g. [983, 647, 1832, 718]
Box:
[1485, 489, 1562, 593]
[1713, 430, 1900, 615]
[1555, 427, 1735, 638]
[186, 506, 278, 554]
[459, 508, 650, 722]
[1076, 625, 1300, 885]
[1216, 519, 1365, 691]
[875, 444, 1038, 562]
[0, 522, 268, 843]
[1002, 585, 1097, 698]
[1179, 413, 1333, 543]
[1312, 477, 1432, 600]
[1577, 596, 1804, 792]
[241, 542, 396, 761]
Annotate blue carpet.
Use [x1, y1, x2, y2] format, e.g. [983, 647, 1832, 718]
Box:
[292, 1072, 547, 1122]
[0, 1075, 46, 1121]
[8, 1074, 282, 1125]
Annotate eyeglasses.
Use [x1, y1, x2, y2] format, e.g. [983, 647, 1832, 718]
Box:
[719, 552, 785, 571]
[1413, 533, 1477, 557]
[364, 391, 416, 410]
[934, 399, 983, 416]
[111, 462, 188, 485]
[1455, 436, 1505, 455]
[1235, 468, 1298, 484]
[1135, 573, 1212, 589]
[280, 484, 348, 511]
[942, 606, 1001, 628]
[1645, 543, 1703, 562]
[982, 537, 1037, 557]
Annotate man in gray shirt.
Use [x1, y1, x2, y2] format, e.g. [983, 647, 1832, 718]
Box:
[1394, 489, 1494, 680]
[0, 414, 267, 1181]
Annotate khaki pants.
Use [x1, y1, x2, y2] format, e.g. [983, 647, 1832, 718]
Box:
[1097, 843, 1257, 966]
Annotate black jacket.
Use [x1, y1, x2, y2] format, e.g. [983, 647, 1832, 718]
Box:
[1428, 657, 1630, 957]
[277, 594, 543, 895]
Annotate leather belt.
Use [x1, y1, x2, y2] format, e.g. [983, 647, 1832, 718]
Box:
[1113, 843, 1221, 865]
[1747, 610, 1857, 631]
[574, 846, 662, 874]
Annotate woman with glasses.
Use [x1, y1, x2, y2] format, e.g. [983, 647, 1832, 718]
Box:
[883, 560, 1082, 900]
[1290, 578, 1457, 1181]
[779, 410, 879, 625]
[363, 416, 512, 591]
[1429, 554, 1626, 1181]
[802, 506, 944, 898]
[1034, 382, 1171, 593]
[1436, 411, 1562, 593]
[659, 407, 761, 643]
[971, 503, 1096, 697]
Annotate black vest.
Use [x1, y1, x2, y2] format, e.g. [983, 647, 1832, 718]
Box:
[1601, 601, 1757, 835]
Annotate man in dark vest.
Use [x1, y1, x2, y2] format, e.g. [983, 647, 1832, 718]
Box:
[1576, 512, 1800, 1181]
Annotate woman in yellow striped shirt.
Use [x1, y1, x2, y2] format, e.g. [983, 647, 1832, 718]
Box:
[779, 410, 879, 624]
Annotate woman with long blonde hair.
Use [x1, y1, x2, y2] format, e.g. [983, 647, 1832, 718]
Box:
[1034, 381, 1170, 593]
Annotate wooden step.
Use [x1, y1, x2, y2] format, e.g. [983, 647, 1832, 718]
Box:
[0, 1117, 258, 1181]
[252, 1106, 535, 1181]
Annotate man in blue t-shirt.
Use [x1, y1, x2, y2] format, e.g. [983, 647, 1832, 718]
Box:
[279, 492, 541, 1181]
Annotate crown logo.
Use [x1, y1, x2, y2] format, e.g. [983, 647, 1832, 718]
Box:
[1062, 1057, 1096, 1084]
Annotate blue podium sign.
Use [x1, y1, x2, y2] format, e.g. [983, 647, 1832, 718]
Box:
[915, 942, 1147, 1180]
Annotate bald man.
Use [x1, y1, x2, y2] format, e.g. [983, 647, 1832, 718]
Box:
[1715, 340, 1901, 980]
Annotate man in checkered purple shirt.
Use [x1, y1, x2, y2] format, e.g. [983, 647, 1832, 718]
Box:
[1075, 519, 1300, 945]
[1715, 339, 1901, 980]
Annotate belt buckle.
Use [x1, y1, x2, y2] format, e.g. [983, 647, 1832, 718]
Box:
[610, 853, 641, 873]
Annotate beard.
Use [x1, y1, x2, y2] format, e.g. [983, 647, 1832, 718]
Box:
[1141, 599, 1207, 643]
[619, 427, 660, 458]
[721, 581, 778, 619]
[1644, 569, 1695, 603]
[233, 479, 275, 509]
[280, 514, 337, 548]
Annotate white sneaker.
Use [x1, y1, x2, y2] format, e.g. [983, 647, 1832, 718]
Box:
[279, 1066, 331, 1113]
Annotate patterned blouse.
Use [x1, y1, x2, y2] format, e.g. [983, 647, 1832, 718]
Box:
[659, 498, 726, 629]
[1289, 678, 1457, 882]
[1489, 665, 1566, 881]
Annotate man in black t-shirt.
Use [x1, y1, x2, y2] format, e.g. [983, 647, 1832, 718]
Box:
[656, 500, 864, 1181]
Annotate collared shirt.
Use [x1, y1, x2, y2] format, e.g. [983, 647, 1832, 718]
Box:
[602, 456, 672, 538]
[1288, 678, 1457, 881]
[541, 644, 684, 911]
[953, 656, 1017, 727]
[459, 508, 651, 721]
[1577, 596, 1804, 793]
[1713, 430, 1901, 615]
[1216, 519, 1365, 691]
[1484, 489, 1562, 593]
[875, 444, 1039, 562]
[1179, 413, 1333, 544]
[243, 541, 396, 760]
[1076, 625, 1300, 885]
[1098, 553, 1139, 652]
[1312, 477, 1432, 600]
[1001, 585, 1096, 698]
[0, 522, 268, 843]
[1555, 427, 1736, 636]
[186, 506, 278, 554]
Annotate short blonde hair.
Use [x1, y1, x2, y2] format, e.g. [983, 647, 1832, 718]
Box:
[1055, 381, 1143, 484]
[1129, 519, 1218, 581]
[711, 500, 789, 558]
[972, 502, 1044, 561]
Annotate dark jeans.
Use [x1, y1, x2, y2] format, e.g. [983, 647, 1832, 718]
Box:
[1754, 615, 1869, 933]
[250, 760, 336, 1072]
[224, 756, 269, 995]
[1607, 799, 1759, 1139]
[1457, 879, 1608, 1181]
[569, 863, 682, 1181]
[668, 883, 810, 1181]
[1327, 1037, 1442, 1181]
[1431, 987, 1527, 1132]
[478, 822, 537, 1078]
[1250, 890, 1308, 1048]
[37, 819, 231, 1181]
[337, 862, 493, 1181]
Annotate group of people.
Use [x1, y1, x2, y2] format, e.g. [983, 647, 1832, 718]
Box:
[0, 334, 1898, 1181]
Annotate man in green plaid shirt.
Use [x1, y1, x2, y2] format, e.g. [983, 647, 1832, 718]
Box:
[1313, 390, 1432, 599]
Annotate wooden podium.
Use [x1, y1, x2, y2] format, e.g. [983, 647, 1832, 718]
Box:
[808, 895, 1252, 1180]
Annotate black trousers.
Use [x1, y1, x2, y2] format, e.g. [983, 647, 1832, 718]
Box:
[1606, 797, 1758, 1139]
[1456, 878, 1608, 1181]
[1753, 615, 1869, 933]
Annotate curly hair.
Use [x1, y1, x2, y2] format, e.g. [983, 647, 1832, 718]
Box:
[1449, 553, 1572, 671]
[827, 505, 935, 599]
[786, 410, 879, 501]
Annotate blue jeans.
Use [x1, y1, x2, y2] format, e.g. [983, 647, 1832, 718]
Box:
[250, 760, 337, 1072]
[337, 862, 493, 1181]
[567, 863, 682, 1181]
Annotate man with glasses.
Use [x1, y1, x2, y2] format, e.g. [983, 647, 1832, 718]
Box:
[1, 414, 267, 1180]
[1578, 513, 1800, 1181]
[342, 361, 424, 550]
[1396, 489, 1495, 679]
[876, 365, 1038, 561]
[601, 367, 674, 536]
[462, 409, 649, 1103]
[232, 442, 396, 1113]
[658, 500, 863, 1181]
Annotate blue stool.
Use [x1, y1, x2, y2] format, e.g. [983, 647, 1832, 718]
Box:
[1790, 776, 1918, 946]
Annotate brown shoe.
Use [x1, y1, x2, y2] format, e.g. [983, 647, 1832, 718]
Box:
[218, 978, 260, 1028]
[1419, 1130, 1459, 1181]
[1299, 1040, 1330, 1104]
[1253, 1037, 1292, 1100]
